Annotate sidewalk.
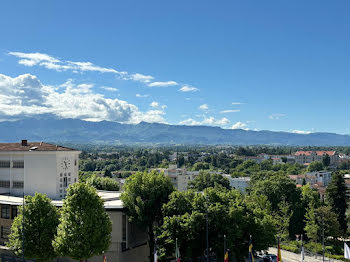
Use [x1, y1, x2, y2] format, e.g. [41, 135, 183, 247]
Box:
[268, 247, 343, 262]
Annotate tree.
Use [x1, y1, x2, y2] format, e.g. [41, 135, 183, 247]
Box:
[326, 172, 348, 233]
[188, 171, 231, 191]
[157, 188, 276, 261]
[308, 161, 324, 172]
[7, 193, 59, 262]
[274, 200, 293, 241]
[104, 169, 112, 178]
[53, 183, 112, 260]
[86, 174, 120, 191]
[322, 154, 331, 167]
[121, 171, 174, 262]
[304, 204, 318, 242]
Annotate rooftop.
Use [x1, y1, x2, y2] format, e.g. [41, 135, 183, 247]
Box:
[0, 190, 123, 209]
[295, 151, 336, 156]
[0, 141, 77, 152]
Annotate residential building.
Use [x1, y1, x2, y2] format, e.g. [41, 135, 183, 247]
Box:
[222, 175, 250, 193]
[294, 151, 339, 166]
[0, 140, 80, 200]
[155, 165, 199, 191]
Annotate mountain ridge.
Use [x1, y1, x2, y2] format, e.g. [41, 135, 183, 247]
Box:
[0, 117, 349, 146]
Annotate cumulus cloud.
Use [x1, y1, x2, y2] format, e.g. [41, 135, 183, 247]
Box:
[199, 104, 209, 111]
[269, 113, 287, 120]
[292, 130, 312, 134]
[179, 116, 229, 126]
[231, 121, 249, 130]
[148, 81, 178, 87]
[130, 73, 154, 83]
[150, 101, 159, 108]
[178, 85, 199, 92]
[220, 109, 240, 114]
[0, 73, 166, 124]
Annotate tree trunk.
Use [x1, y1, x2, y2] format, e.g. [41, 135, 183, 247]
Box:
[148, 223, 155, 262]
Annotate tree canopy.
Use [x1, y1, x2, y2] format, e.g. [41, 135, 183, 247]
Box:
[188, 171, 231, 191]
[7, 193, 60, 262]
[53, 183, 112, 260]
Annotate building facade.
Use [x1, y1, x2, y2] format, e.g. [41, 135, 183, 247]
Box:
[0, 140, 80, 200]
[294, 151, 339, 166]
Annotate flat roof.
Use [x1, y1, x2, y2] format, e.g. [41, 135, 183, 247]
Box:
[0, 142, 78, 152]
[0, 190, 123, 210]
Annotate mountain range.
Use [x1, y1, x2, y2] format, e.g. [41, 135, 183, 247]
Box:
[1, 116, 349, 146]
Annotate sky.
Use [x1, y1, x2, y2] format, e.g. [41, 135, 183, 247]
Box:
[0, 0, 350, 134]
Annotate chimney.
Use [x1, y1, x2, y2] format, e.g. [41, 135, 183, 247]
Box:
[21, 140, 28, 146]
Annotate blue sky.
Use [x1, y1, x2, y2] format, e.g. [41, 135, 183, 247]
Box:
[0, 0, 350, 134]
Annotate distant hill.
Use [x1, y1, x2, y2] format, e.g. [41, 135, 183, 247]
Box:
[1, 117, 350, 146]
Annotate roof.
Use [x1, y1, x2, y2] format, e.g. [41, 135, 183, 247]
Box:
[295, 151, 336, 156]
[0, 142, 77, 152]
[0, 190, 123, 209]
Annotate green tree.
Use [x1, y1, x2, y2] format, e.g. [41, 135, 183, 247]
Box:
[308, 161, 324, 172]
[322, 154, 331, 167]
[121, 171, 174, 262]
[104, 169, 112, 178]
[53, 183, 112, 260]
[304, 204, 318, 242]
[326, 172, 348, 233]
[157, 189, 276, 261]
[274, 200, 293, 241]
[7, 193, 59, 262]
[188, 171, 231, 191]
[86, 174, 120, 191]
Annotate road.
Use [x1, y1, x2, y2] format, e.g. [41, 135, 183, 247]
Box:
[266, 247, 342, 262]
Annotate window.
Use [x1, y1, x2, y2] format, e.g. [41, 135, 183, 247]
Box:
[0, 161, 10, 168]
[63, 177, 68, 187]
[12, 181, 23, 188]
[121, 214, 127, 251]
[0, 180, 10, 188]
[60, 184, 62, 187]
[75, 159, 77, 166]
[74, 178, 77, 182]
[60, 178, 62, 182]
[68, 173, 71, 176]
[1, 205, 10, 219]
[68, 178, 71, 182]
[11, 206, 17, 219]
[12, 161, 24, 168]
[1, 226, 10, 239]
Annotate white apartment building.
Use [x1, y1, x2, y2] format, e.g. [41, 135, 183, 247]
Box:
[0, 140, 80, 200]
[155, 165, 199, 191]
[294, 151, 339, 166]
[222, 175, 250, 193]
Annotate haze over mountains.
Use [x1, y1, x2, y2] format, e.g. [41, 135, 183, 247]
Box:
[1, 116, 350, 146]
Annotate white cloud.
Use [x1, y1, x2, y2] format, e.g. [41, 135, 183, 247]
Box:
[220, 109, 240, 114]
[231, 121, 249, 130]
[232, 102, 245, 105]
[136, 94, 149, 98]
[150, 101, 159, 108]
[178, 85, 199, 92]
[8, 51, 179, 87]
[292, 130, 312, 134]
[179, 118, 201, 126]
[130, 73, 154, 83]
[0, 73, 166, 124]
[199, 104, 209, 110]
[100, 86, 119, 92]
[179, 116, 229, 126]
[269, 113, 287, 120]
[148, 81, 178, 87]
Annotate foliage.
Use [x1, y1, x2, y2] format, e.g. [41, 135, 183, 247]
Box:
[121, 171, 174, 262]
[53, 183, 112, 260]
[7, 193, 60, 262]
[188, 171, 231, 191]
[326, 172, 348, 233]
[274, 200, 293, 241]
[304, 204, 318, 242]
[308, 161, 324, 172]
[86, 174, 120, 191]
[322, 154, 331, 167]
[156, 188, 276, 261]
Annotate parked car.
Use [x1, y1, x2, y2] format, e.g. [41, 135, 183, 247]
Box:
[263, 254, 277, 262]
